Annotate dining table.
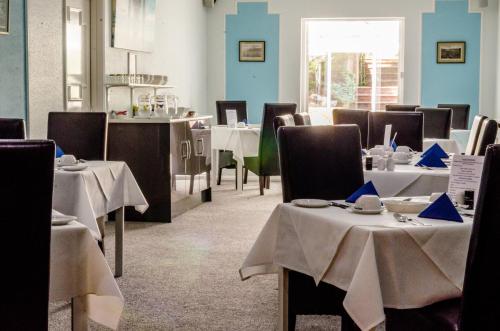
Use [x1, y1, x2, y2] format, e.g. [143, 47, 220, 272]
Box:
[211, 125, 261, 190]
[240, 202, 473, 331]
[51, 221, 123, 330]
[364, 158, 450, 197]
[52, 161, 148, 277]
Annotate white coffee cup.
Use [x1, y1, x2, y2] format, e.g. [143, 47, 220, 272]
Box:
[396, 146, 413, 154]
[393, 152, 410, 162]
[58, 154, 77, 166]
[370, 147, 385, 156]
[237, 122, 246, 128]
[355, 195, 382, 211]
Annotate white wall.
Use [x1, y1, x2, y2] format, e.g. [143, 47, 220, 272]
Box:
[27, 0, 65, 139]
[106, 0, 208, 114]
[207, 0, 499, 120]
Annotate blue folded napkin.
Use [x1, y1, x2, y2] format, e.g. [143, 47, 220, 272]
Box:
[56, 145, 65, 158]
[346, 181, 380, 203]
[415, 152, 447, 168]
[391, 140, 398, 152]
[422, 143, 449, 159]
[418, 193, 463, 222]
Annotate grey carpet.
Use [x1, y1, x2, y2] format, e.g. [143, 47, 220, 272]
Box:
[49, 179, 372, 330]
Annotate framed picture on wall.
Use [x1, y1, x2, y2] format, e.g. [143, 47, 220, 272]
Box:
[239, 41, 266, 62]
[437, 41, 466, 64]
[0, 0, 9, 35]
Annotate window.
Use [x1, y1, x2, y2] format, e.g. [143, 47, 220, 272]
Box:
[302, 19, 404, 124]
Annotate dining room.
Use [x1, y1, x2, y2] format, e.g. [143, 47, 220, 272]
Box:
[1, 0, 500, 330]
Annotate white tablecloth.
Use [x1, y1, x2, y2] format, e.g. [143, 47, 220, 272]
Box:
[211, 126, 260, 163]
[241, 203, 473, 331]
[423, 138, 461, 155]
[364, 161, 450, 197]
[51, 222, 123, 329]
[53, 161, 148, 239]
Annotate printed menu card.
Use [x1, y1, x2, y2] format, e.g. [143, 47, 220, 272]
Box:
[448, 155, 485, 207]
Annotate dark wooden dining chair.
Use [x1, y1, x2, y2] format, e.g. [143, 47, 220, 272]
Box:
[244, 103, 297, 195]
[385, 144, 500, 331]
[418, 107, 452, 139]
[277, 125, 364, 331]
[473, 118, 498, 156]
[438, 104, 470, 130]
[332, 108, 369, 148]
[47, 112, 108, 160]
[465, 115, 487, 155]
[368, 111, 424, 151]
[293, 113, 311, 126]
[0, 140, 54, 331]
[385, 104, 420, 112]
[215, 101, 248, 188]
[273, 114, 296, 136]
[0, 118, 26, 139]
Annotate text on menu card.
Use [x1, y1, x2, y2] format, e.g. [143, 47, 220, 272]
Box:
[448, 155, 485, 207]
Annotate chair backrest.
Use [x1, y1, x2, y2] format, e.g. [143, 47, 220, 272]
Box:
[473, 119, 498, 156]
[257, 103, 297, 176]
[273, 114, 296, 136]
[460, 144, 500, 330]
[417, 107, 452, 139]
[47, 112, 108, 160]
[0, 140, 54, 330]
[277, 125, 364, 202]
[216, 101, 248, 125]
[368, 111, 424, 151]
[438, 104, 470, 130]
[293, 113, 311, 126]
[385, 104, 420, 112]
[465, 115, 487, 155]
[332, 108, 369, 148]
[0, 118, 26, 139]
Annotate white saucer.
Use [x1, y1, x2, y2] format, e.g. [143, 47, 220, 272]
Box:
[62, 164, 88, 172]
[292, 199, 330, 208]
[51, 215, 76, 226]
[350, 207, 384, 215]
[394, 159, 412, 165]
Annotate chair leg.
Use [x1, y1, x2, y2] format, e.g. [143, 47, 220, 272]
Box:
[217, 168, 222, 185]
[206, 170, 211, 189]
[235, 167, 238, 190]
[97, 216, 106, 255]
[265, 176, 271, 189]
[189, 174, 195, 195]
[244, 168, 249, 184]
[259, 176, 265, 195]
[288, 314, 297, 331]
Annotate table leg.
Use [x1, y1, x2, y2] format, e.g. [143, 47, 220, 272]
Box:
[115, 207, 124, 278]
[71, 296, 89, 331]
[96, 216, 106, 253]
[278, 267, 289, 331]
[237, 160, 244, 191]
[211, 149, 219, 187]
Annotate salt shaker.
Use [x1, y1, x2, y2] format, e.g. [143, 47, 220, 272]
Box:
[377, 157, 386, 171]
[386, 155, 395, 171]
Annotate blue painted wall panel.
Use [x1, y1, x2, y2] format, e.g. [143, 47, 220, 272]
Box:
[0, 0, 27, 120]
[422, 0, 480, 128]
[226, 3, 279, 124]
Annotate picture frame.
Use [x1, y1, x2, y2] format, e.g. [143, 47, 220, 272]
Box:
[0, 0, 9, 35]
[437, 41, 466, 64]
[239, 41, 266, 62]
